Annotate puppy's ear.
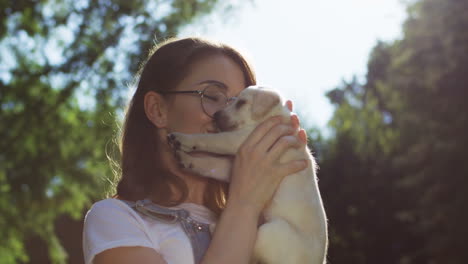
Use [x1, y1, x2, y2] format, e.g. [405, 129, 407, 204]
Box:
[251, 90, 280, 120]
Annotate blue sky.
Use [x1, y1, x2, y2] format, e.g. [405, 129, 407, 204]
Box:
[180, 0, 407, 132]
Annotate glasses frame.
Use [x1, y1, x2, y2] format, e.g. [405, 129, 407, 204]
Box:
[156, 85, 237, 118]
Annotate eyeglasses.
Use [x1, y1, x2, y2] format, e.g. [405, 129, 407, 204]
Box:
[156, 83, 237, 118]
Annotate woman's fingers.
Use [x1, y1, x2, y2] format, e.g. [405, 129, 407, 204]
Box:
[291, 114, 307, 144]
[240, 117, 307, 161]
[255, 124, 295, 153]
[256, 114, 306, 154]
[248, 114, 301, 153]
[298, 129, 308, 144]
[286, 100, 292, 111]
[267, 135, 303, 162]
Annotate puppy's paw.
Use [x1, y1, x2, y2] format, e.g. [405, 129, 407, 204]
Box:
[167, 133, 181, 151]
[173, 148, 196, 170]
[167, 132, 197, 153]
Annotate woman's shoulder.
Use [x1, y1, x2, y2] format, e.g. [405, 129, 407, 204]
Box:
[87, 198, 129, 212]
[88, 197, 129, 210]
[83, 198, 156, 248]
[84, 198, 140, 226]
[83, 198, 161, 264]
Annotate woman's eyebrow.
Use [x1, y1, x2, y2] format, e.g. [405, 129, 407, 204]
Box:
[196, 80, 228, 90]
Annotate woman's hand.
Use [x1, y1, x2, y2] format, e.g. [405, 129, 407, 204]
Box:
[227, 100, 308, 216]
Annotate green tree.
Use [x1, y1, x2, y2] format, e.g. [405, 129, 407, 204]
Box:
[368, 0, 468, 262]
[321, 78, 416, 264]
[321, 0, 468, 262]
[0, 0, 230, 263]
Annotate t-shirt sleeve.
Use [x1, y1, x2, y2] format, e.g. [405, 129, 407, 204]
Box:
[82, 199, 159, 264]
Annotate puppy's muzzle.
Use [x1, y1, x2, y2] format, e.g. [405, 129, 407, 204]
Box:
[213, 111, 237, 132]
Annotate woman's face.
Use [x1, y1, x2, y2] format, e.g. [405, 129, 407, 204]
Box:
[164, 54, 246, 134]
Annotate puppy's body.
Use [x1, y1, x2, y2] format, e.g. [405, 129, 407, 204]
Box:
[169, 86, 328, 264]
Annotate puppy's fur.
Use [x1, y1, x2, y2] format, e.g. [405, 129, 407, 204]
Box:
[168, 86, 328, 264]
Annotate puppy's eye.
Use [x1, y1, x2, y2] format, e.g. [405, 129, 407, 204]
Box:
[236, 99, 246, 109]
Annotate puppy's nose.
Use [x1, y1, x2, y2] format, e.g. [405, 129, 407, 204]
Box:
[213, 111, 226, 130]
[213, 111, 222, 121]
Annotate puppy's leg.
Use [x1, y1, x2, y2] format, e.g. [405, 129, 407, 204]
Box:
[168, 129, 251, 155]
[174, 151, 232, 182]
[253, 219, 315, 264]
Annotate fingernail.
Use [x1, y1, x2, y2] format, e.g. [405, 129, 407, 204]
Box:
[294, 115, 300, 124]
[299, 129, 308, 143]
[290, 115, 299, 127]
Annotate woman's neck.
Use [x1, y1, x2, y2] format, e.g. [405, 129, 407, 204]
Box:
[159, 137, 210, 206]
[180, 172, 209, 205]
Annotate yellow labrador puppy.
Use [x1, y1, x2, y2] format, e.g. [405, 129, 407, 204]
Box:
[168, 86, 328, 264]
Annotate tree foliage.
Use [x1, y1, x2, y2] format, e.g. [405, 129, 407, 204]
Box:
[321, 0, 468, 263]
[0, 0, 224, 263]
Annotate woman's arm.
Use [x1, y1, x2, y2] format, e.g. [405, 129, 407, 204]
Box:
[201, 200, 259, 264]
[94, 246, 167, 264]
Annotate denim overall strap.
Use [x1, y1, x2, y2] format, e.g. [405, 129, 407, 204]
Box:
[122, 199, 211, 264]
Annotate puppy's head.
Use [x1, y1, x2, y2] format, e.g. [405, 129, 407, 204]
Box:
[214, 86, 286, 131]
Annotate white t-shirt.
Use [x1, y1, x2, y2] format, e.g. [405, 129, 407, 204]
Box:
[82, 198, 216, 264]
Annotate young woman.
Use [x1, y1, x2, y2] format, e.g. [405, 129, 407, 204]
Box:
[83, 37, 308, 264]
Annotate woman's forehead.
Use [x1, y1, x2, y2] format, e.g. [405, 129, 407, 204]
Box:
[179, 55, 246, 94]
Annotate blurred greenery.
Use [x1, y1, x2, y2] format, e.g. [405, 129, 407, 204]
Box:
[1, 0, 467, 263]
[1, 0, 227, 263]
[316, 0, 468, 263]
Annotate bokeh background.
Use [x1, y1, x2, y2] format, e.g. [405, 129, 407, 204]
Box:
[1, 0, 467, 263]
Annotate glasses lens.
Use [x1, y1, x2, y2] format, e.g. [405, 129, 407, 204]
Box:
[202, 85, 227, 117]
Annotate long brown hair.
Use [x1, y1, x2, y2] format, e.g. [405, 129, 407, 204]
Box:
[114, 37, 256, 215]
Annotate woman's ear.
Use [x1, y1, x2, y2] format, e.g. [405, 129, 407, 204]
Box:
[144, 91, 168, 128]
